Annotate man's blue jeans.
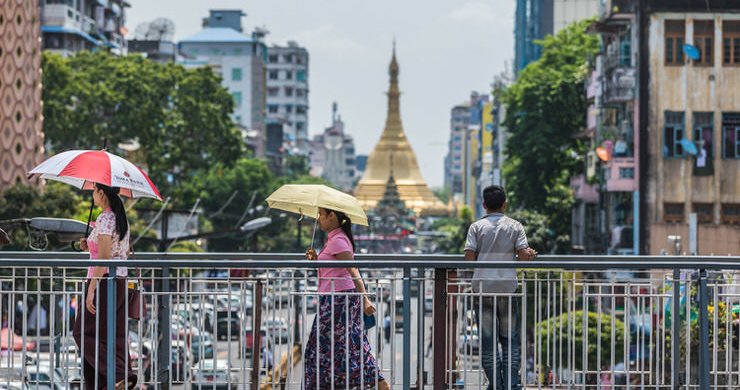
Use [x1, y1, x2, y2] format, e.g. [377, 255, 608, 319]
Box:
[476, 296, 521, 390]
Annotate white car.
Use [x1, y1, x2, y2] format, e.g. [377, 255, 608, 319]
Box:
[189, 360, 238, 390]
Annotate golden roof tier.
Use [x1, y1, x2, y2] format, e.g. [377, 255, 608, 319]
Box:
[354, 46, 448, 216]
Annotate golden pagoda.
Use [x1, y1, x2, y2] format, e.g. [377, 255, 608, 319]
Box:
[354, 46, 448, 216]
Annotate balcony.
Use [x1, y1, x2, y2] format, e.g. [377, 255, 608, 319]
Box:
[606, 156, 637, 192]
[571, 174, 599, 203]
[42, 4, 96, 33]
[1, 253, 737, 388]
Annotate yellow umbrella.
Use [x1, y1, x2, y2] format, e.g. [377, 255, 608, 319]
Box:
[266, 184, 369, 226]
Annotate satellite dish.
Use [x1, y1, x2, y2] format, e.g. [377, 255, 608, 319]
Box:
[241, 217, 272, 232]
[683, 44, 701, 61]
[680, 138, 698, 155]
[148, 18, 175, 41]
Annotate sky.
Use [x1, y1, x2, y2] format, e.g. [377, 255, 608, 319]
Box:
[125, 0, 515, 188]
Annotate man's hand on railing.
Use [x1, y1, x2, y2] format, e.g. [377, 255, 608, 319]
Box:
[517, 247, 538, 260]
[363, 296, 376, 315]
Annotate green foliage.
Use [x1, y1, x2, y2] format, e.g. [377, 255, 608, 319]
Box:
[168, 241, 205, 253]
[502, 20, 599, 253]
[41, 51, 243, 194]
[537, 310, 625, 370]
[435, 206, 474, 254]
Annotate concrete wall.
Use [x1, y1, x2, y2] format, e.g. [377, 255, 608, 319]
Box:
[650, 223, 740, 255]
[646, 13, 740, 254]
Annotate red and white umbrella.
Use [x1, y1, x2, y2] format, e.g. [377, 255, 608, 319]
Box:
[29, 150, 162, 201]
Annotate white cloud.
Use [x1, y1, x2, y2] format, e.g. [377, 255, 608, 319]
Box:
[447, 1, 502, 24]
[281, 25, 366, 54]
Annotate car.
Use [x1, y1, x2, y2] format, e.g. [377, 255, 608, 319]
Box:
[189, 360, 238, 390]
[26, 364, 72, 390]
[263, 318, 290, 344]
[189, 332, 215, 363]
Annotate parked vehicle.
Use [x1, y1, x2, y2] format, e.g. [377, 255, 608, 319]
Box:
[189, 331, 215, 363]
[189, 360, 238, 390]
[264, 318, 290, 344]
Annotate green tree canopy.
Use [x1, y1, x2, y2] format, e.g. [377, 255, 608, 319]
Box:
[502, 20, 599, 253]
[41, 51, 243, 194]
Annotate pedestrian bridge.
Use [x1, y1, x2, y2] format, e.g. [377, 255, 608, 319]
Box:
[0, 252, 737, 389]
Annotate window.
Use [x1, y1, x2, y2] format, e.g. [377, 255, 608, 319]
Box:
[296, 105, 307, 114]
[694, 112, 714, 159]
[693, 20, 714, 66]
[665, 20, 685, 65]
[284, 54, 293, 63]
[268, 70, 278, 80]
[285, 87, 293, 97]
[723, 21, 740, 65]
[693, 203, 714, 224]
[268, 105, 278, 114]
[296, 89, 305, 97]
[235, 115, 242, 124]
[231, 68, 242, 81]
[722, 113, 740, 158]
[296, 55, 304, 65]
[210, 48, 220, 56]
[296, 70, 307, 82]
[232, 92, 242, 108]
[664, 111, 685, 158]
[721, 203, 740, 225]
[267, 87, 279, 97]
[285, 105, 293, 113]
[268, 54, 278, 63]
[233, 48, 242, 55]
[285, 71, 293, 80]
[664, 203, 684, 223]
[296, 122, 305, 131]
[619, 33, 631, 67]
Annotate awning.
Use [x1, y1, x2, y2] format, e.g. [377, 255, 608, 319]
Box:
[41, 26, 101, 46]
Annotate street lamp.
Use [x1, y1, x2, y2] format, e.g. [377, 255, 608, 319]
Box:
[241, 217, 272, 252]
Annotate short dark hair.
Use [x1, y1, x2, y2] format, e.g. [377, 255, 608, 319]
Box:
[482, 185, 506, 211]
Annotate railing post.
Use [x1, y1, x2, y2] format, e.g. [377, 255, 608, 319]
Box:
[672, 269, 680, 389]
[252, 279, 263, 390]
[157, 266, 171, 389]
[403, 267, 411, 390]
[698, 269, 709, 390]
[432, 268, 448, 390]
[107, 266, 116, 390]
[416, 267, 425, 390]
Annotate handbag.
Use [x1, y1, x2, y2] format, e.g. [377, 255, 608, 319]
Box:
[127, 246, 143, 320]
[362, 274, 376, 330]
[128, 288, 141, 320]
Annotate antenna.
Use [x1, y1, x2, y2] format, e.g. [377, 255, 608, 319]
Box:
[147, 18, 175, 41]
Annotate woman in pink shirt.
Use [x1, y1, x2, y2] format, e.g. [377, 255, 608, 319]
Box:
[303, 207, 389, 390]
[72, 183, 136, 390]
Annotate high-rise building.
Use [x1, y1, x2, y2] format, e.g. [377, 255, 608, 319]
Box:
[178, 10, 268, 156]
[354, 46, 447, 216]
[0, 0, 45, 191]
[515, 0, 598, 73]
[308, 103, 356, 192]
[266, 42, 309, 155]
[41, 0, 129, 56]
[444, 104, 469, 200]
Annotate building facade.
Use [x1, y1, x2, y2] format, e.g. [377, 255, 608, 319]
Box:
[444, 104, 469, 199]
[41, 0, 129, 56]
[573, 0, 740, 256]
[308, 103, 356, 192]
[645, 3, 740, 255]
[266, 42, 309, 155]
[0, 0, 45, 191]
[178, 10, 267, 156]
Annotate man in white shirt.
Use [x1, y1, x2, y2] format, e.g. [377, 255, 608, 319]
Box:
[464, 185, 536, 390]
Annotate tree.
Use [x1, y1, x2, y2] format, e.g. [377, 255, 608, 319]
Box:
[41, 51, 243, 194]
[502, 20, 599, 253]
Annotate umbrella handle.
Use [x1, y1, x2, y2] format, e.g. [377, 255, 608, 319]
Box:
[84, 189, 94, 238]
[310, 218, 318, 249]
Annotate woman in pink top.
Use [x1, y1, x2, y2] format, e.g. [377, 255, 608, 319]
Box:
[72, 183, 136, 390]
[303, 207, 389, 390]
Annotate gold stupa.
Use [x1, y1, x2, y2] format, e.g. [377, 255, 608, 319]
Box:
[354, 46, 448, 216]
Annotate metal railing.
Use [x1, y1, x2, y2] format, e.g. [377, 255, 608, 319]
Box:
[0, 253, 738, 390]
